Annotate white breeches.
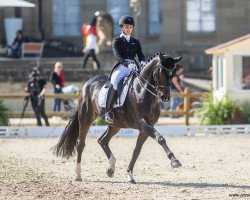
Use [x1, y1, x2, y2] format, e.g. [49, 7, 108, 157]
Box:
[111, 64, 131, 90]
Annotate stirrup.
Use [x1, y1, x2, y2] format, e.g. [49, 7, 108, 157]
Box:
[105, 111, 114, 123]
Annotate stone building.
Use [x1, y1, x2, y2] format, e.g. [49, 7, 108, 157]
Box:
[0, 0, 250, 72]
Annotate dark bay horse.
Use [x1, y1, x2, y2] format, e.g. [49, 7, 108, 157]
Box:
[53, 52, 182, 183]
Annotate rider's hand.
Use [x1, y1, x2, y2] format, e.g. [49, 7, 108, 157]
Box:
[122, 61, 129, 68]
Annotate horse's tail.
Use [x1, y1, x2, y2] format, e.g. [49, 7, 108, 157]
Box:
[52, 110, 79, 158]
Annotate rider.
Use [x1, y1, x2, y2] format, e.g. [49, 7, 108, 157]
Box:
[105, 15, 146, 123]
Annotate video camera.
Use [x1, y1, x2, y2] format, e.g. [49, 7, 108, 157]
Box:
[28, 70, 40, 97]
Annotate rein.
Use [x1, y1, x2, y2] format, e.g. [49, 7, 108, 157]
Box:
[134, 70, 161, 100]
[134, 62, 176, 100]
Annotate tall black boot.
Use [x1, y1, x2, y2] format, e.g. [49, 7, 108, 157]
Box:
[105, 85, 117, 123]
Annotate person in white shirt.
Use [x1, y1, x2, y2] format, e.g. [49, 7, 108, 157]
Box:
[82, 25, 100, 69]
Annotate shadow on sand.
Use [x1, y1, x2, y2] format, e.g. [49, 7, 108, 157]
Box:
[90, 180, 250, 189]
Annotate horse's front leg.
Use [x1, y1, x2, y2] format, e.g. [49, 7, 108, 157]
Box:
[139, 119, 182, 168]
[127, 132, 148, 184]
[98, 126, 120, 178]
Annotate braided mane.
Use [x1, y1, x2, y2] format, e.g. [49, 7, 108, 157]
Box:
[146, 52, 168, 63]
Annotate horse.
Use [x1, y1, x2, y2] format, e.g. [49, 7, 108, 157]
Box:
[53, 52, 182, 183]
[95, 11, 114, 49]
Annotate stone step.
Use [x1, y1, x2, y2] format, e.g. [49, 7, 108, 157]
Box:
[0, 50, 115, 82]
[0, 60, 112, 82]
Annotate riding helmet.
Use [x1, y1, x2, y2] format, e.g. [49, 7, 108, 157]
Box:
[119, 15, 135, 27]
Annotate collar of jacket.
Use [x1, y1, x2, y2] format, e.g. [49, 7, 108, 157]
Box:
[120, 33, 131, 42]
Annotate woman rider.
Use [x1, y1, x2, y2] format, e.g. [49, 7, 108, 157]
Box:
[105, 15, 146, 123]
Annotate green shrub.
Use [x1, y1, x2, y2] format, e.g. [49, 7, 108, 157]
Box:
[191, 93, 239, 125]
[94, 116, 107, 125]
[241, 101, 250, 124]
[0, 99, 11, 126]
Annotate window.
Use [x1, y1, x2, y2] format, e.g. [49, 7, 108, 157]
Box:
[186, 0, 216, 33]
[233, 56, 250, 90]
[148, 0, 160, 35]
[52, 0, 80, 36]
[106, 0, 129, 35]
[215, 55, 224, 90]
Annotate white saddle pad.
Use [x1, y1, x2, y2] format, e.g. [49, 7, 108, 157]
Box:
[98, 75, 133, 108]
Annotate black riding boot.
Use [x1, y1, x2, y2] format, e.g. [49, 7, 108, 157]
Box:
[105, 86, 117, 123]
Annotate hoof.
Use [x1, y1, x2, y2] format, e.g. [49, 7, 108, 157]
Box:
[75, 176, 82, 181]
[127, 178, 136, 184]
[171, 159, 182, 169]
[106, 167, 114, 178]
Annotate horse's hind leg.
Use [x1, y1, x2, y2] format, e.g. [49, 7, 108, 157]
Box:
[127, 132, 148, 183]
[75, 98, 96, 181]
[98, 126, 120, 178]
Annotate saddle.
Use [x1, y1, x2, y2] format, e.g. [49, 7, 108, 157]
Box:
[98, 72, 134, 108]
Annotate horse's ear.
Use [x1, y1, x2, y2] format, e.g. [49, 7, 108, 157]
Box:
[174, 56, 182, 63]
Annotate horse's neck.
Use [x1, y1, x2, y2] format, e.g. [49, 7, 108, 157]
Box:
[133, 58, 159, 103]
[139, 58, 158, 83]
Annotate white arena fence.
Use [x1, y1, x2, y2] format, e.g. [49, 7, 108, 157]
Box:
[0, 125, 250, 138]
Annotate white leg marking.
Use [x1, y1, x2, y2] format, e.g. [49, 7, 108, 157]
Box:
[109, 154, 116, 171]
[127, 171, 134, 182]
[75, 163, 82, 180]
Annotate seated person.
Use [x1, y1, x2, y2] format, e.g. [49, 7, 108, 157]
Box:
[8, 30, 25, 58]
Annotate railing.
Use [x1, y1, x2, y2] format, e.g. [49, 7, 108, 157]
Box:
[0, 93, 79, 118]
[160, 88, 204, 125]
[0, 88, 204, 125]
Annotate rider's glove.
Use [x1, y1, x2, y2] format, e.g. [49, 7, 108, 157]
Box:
[122, 61, 129, 68]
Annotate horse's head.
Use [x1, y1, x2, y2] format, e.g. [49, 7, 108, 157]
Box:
[153, 53, 182, 102]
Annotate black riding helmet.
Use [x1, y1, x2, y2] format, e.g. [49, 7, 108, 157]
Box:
[119, 15, 135, 27]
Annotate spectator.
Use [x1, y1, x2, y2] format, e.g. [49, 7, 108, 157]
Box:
[169, 64, 184, 117]
[82, 25, 101, 69]
[59, 69, 65, 88]
[8, 30, 25, 58]
[25, 69, 50, 126]
[50, 62, 64, 111]
[160, 102, 170, 110]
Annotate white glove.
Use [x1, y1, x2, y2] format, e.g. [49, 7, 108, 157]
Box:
[140, 61, 146, 65]
[128, 63, 137, 71]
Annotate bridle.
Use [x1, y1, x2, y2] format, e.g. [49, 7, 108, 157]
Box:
[134, 62, 176, 101]
[154, 63, 176, 92]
